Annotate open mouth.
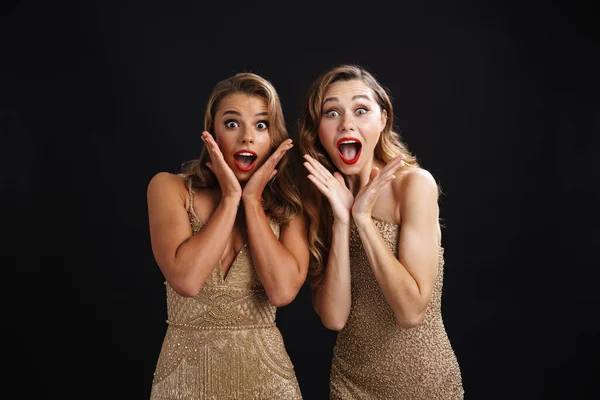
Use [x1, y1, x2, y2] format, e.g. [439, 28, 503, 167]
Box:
[233, 149, 258, 172]
[336, 137, 362, 165]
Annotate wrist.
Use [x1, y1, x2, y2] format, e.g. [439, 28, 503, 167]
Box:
[241, 192, 262, 203]
[241, 196, 262, 208]
[333, 212, 352, 226]
[352, 213, 372, 228]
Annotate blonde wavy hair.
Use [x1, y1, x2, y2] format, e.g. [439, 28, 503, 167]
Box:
[182, 72, 302, 224]
[298, 64, 420, 285]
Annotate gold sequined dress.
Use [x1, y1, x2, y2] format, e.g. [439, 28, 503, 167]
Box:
[150, 184, 302, 400]
[330, 217, 464, 399]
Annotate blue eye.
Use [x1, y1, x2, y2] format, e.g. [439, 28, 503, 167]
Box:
[225, 120, 239, 128]
[325, 110, 340, 117]
[356, 108, 368, 115]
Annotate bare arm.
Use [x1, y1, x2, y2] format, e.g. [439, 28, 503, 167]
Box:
[147, 172, 238, 296]
[353, 167, 440, 328]
[311, 219, 352, 331]
[244, 201, 310, 307]
[147, 172, 240, 297]
[241, 139, 309, 306]
[303, 154, 354, 330]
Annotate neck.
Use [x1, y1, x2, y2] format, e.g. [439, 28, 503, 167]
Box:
[344, 154, 382, 195]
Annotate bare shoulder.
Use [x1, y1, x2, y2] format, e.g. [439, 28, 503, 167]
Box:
[393, 167, 439, 201]
[146, 172, 189, 225]
[147, 172, 186, 198]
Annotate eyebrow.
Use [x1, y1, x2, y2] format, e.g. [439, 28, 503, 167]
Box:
[222, 110, 268, 117]
[323, 94, 372, 104]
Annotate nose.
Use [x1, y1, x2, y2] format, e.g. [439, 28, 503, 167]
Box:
[240, 126, 254, 144]
[338, 112, 356, 132]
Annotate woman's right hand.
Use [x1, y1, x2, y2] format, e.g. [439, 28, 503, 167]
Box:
[202, 131, 242, 200]
[303, 154, 354, 224]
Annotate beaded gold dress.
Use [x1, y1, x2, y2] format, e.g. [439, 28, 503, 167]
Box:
[329, 217, 464, 399]
[150, 183, 302, 400]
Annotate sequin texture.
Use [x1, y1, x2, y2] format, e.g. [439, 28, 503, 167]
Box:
[329, 218, 464, 399]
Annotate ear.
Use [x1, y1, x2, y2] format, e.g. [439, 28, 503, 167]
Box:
[380, 109, 388, 130]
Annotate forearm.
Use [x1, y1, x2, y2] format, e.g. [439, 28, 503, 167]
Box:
[243, 199, 304, 306]
[168, 196, 239, 295]
[354, 216, 426, 327]
[312, 220, 352, 330]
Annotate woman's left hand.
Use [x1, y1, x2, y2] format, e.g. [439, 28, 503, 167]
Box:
[242, 139, 293, 202]
[352, 154, 405, 221]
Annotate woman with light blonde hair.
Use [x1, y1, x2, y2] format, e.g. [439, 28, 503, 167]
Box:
[299, 64, 464, 399]
[147, 72, 307, 399]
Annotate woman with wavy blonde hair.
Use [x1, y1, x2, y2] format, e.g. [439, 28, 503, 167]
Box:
[147, 72, 307, 399]
[298, 64, 464, 399]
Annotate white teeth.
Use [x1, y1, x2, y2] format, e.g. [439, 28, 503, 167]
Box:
[340, 140, 359, 145]
[237, 152, 254, 157]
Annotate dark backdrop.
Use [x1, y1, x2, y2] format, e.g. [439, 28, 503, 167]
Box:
[2, 1, 598, 399]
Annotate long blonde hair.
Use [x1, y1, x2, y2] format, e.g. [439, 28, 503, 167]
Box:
[182, 72, 302, 223]
[298, 64, 419, 285]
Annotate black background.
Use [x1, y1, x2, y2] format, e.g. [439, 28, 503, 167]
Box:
[2, 1, 598, 399]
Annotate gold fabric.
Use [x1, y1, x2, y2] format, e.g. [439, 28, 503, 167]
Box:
[330, 217, 464, 399]
[150, 183, 302, 399]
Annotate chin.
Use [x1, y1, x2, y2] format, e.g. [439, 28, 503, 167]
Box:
[335, 160, 362, 175]
[234, 171, 253, 182]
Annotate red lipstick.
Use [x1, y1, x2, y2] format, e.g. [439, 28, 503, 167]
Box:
[336, 137, 362, 165]
[233, 149, 258, 172]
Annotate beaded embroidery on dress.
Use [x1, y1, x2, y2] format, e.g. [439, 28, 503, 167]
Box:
[329, 217, 464, 399]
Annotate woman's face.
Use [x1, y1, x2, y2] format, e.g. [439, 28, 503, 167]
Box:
[213, 93, 272, 182]
[317, 79, 387, 175]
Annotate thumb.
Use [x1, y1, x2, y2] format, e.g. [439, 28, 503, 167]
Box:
[270, 169, 278, 181]
[205, 162, 213, 172]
